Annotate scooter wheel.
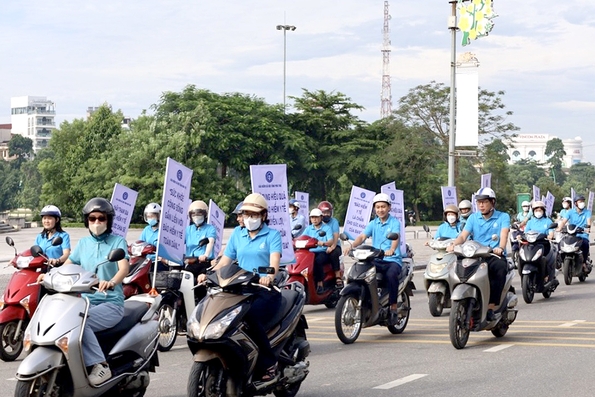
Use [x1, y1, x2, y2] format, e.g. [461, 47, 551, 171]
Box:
[0, 320, 24, 362]
[335, 295, 362, 344]
[157, 303, 178, 352]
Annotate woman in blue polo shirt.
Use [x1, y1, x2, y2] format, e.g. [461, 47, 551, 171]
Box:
[197, 193, 281, 386]
[34, 205, 71, 265]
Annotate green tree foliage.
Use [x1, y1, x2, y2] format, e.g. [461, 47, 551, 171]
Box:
[0, 160, 20, 211]
[545, 137, 567, 185]
[563, 163, 595, 195]
[481, 139, 514, 212]
[8, 135, 33, 167]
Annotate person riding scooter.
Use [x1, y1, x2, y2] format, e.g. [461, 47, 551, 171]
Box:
[447, 187, 509, 322]
[435, 205, 462, 239]
[458, 200, 473, 228]
[289, 199, 306, 238]
[524, 201, 557, 284]
[302, 208, 334, 294]
[557, 195, 592, 272]
[318, 200, 343, 287]
[34, 205, 71, 266]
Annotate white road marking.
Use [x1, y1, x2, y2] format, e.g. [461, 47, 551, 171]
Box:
[559, 320, 586, 327]
[373, 374, 427, 389]
[483, 343, 514, 352]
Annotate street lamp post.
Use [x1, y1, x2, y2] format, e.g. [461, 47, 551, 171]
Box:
[276, 24, 296, 113]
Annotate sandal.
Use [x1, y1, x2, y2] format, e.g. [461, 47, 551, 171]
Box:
[335, 278, 344, 289]
[260, 363, 278, 382]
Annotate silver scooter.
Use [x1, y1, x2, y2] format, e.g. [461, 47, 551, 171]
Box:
[423, 229, 457, 317]
[448, 240, 519, 349]
[14, 247, 161, 397]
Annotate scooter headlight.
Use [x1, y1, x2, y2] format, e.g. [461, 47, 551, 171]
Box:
[353, 249, 375, 261]
[51, 274, 80, 292]
[131, 244, 144, 256]
[203, 306, 242, 340]
[429, 262, 447, 274]
[462, 244, 477, 258]
[530, 248, 543, 262]
[16, 256, 33, 269]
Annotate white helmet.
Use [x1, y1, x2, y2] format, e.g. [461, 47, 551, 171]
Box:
[521, 200, 531, 208]
[373, 193, 391, 206]
[143, 203, 161, 222]
[309, 208, 323, 217]
[532, 201, 546, 210]
[475, 187, 496, 201]
[40, 205, 61, 219]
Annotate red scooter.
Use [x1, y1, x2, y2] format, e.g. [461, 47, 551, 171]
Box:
[123, 240, 156, 298]
[288, 233, 343, 308]
[0, 236, 59, 361]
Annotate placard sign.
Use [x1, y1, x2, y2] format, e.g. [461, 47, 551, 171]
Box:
[544, 191, 555, 218]
[533, 185, 540, 203]
[110, 183, 138, 238]
[208, 200, 225, 259]
[250, 164, 295, 265]
[381, 182, 406, 254]
[481, 173, 491, 188]
[343, 186, 375, 240]
[441, 186, 458, 210]
[588, 191, 594, 213]
[157, 158, 193, 264]
[295, 191, 310, 226]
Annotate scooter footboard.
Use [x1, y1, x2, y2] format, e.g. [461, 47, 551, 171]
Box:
[450, 284, 478, 302]
[15, 347, 63, 380]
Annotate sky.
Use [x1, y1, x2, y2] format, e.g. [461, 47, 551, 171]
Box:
[1, 1, 594, 160]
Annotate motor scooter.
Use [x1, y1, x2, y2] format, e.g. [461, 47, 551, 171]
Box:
[335, 233, 416, 344]
[0, 236, 61, 362]
[422, 225, 456, 317]
[122, 240, 155, 298]
[513, 223, 559, 303]
[448, 240, 518, 349]
[559, 223, 592, 285]
[186, 263, 310, 397]
[14, 247, 160, 397]
[287, 231, 342, 308]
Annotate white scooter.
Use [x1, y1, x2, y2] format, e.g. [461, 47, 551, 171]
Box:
[14, 247, 161, 397]
[423, 225, 457, 317]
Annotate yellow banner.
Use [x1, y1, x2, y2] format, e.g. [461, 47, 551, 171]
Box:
[457, 0, 497, 46]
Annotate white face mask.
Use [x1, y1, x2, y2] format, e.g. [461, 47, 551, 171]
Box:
[446, 215, 457, 224]
[192, 216, 205, 226]
[577, 202, 586, 210]
[534, 210, 544, 219]
[89, 223, 107, 236]
[563, 203, 570, 209]
[244, 217, 262, 231]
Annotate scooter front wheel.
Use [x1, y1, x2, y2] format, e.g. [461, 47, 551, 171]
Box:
[0, 320, 24, 362]
[187, 361, 228, 397]
[335, 295, 362, 344]
[157, 303, 178, 352]
[521, 274, 535, 304]
[388, 292, 410, 334]
[428, 293, 444, 317]
[14, 369, 65, 397]
[563, 258, 573, 285]
[449, 300, 471, 349]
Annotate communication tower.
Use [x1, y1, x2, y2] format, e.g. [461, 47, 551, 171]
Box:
[380, 1, 392, 118]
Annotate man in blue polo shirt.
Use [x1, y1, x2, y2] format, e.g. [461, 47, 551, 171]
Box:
[447, 187, 509, 321]
[558, 194, 592, 271]
[346, 193, 402, 321]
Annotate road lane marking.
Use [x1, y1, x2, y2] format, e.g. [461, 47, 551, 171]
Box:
[559, 320, 586, 327]
[374, 374, 427, 389]
[484, 343, 514, 352]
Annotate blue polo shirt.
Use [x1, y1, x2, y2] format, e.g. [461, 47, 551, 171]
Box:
[515, 211, 532, 223]
[564, 208, 592, 239]
[525, 216, 555, 235]
[69, 233, 129, 307]
[35, 231, 71, 259]
[185, 223, 217, 259]
[463, 210, 510, 254]
[302, 223, 333, 253]
[140, 225, 159, 246]
[435, 221, 462, 239]
[323, 217, 342, 247]
[290, 214, 306, 237]
[224, 224, 282, 274]
[362, 215, 402, 265]
[559, 208, 570, 219]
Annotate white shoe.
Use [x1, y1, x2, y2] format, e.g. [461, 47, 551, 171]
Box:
[88, 363, 111, 386]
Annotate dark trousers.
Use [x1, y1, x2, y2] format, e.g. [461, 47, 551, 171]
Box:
[245, 289, 282, 373]
[313, 251, 330, 282]
[373, 259, 402, 305]
[486, 256, 507, 305]
[328, 246, 341, 272]
[580, 237, 590, 264]
[185, 260, 210, 302]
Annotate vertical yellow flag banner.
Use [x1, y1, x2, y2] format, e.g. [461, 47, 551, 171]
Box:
[457, 0, 497, 46]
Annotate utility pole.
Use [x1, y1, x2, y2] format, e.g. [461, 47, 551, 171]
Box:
[276, 24, 296, 113]
[380, 1, 392, 119]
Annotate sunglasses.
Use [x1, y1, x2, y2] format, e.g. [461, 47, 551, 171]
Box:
[88, 215, 107, 223]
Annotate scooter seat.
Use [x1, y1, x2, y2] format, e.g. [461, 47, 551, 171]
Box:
[95, 300, 149, 355]
[263, 288, 299, 331]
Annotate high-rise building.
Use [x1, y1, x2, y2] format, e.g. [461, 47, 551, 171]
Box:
[10, 96, 56, 153]
[507, 133, 583, 168]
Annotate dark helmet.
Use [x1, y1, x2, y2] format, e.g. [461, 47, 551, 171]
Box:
[574, 195, 585, 203]
[232, 201, 244, 215]
[317, 201, 334, 214]
[82, 197, 115, 232]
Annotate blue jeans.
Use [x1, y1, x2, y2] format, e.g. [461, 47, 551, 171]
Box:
[82, 303, 124, 366]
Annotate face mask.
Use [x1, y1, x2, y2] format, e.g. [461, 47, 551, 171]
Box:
[562, 203, 569, 209]
[461, 212, 470, 219]
[578, 202, 586, 210]
[89, 223, 107, 236]
[447, 215, 457, 224]
[289, 208, 295, 215]
[322, 216, 331, 223]
[244, 217, 262, 231]
[192, 216, 205, 226]
[147, 219, 158, 227]
[534, 210, 544, 219]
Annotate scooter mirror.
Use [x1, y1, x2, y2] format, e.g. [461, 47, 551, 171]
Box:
[6, 236, 15, 246]
[257, 266, 275, 275]
[339, 233, 349, 241]
[107, 248, 126, 262]
[293, 224, 302, 231]
[198, 238, 209, 248]
[318, 231, 326, 237]
[30, 245, 44, 257]
[386, 232, 399, 240]
[511, 223, 520, 230]
[52, 236, 63, 246]
[423, 225, 429, 233]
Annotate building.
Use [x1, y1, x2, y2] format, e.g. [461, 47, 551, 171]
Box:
[10, 96, 56, 153]
[507, 133, 583, 168]
[0, 124, 13, 161]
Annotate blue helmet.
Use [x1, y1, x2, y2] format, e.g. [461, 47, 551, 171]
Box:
[289, 199, 300, 209]
[232, 201, 244, 214]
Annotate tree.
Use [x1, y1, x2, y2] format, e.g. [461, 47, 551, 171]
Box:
[544, 138, 566, 185]
[8, 135, 33, 167]
[481, 139, 514, 212]
[393, 81, 520, 148]
[563, 162, 595, 195]
[0, 160, 20, 211]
